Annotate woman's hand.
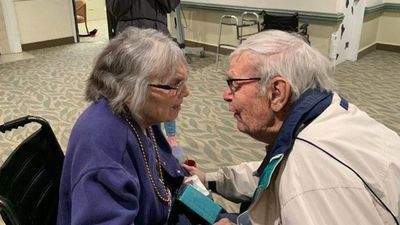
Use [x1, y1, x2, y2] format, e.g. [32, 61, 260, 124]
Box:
[214, 218, 235, 224]
[181, 164, 206, 185]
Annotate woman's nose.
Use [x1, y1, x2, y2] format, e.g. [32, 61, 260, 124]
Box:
[181, 83, 190, 97]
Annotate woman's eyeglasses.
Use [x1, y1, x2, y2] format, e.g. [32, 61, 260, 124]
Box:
[149, 79, 187, 96]
[226, 77, 260, 95]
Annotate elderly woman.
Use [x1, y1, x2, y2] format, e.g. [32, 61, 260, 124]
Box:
[57, 27, 190, 225]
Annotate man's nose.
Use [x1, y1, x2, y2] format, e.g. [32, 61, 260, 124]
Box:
[223, 87, 232, 102]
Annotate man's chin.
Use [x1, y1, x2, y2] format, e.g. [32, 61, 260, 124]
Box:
[236, 123, 249, 134]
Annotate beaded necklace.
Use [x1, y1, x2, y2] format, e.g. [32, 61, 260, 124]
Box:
[125, 118, 171, 203]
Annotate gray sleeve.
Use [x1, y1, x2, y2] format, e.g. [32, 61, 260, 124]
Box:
[106, 0, 132, 18]
[156, 0, 180, 13]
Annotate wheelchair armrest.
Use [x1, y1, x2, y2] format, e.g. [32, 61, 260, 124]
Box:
[297, 23, 310, 44]
[298, 23, 309, 35]
[299, 23, 309, 31]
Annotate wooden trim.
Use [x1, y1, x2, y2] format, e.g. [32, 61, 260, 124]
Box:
[21, 37, 75, 51]
[358, 43, 400, 59]
[191, 39, 400, 59]
[181, 1, 344, 24]
[185, 40, 233, 55]
[365, 3, 400, 15]
[376, 43, 400, 52]
[358, 44, 376, 59]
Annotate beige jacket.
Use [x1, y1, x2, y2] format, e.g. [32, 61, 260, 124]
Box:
[210, 94, 400, 225]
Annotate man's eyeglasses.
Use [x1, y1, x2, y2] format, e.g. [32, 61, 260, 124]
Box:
[149, 79, 187, 96]
[226, 77, 261, 95]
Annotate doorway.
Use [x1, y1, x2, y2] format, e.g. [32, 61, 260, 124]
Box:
[73, 0, 109, 42]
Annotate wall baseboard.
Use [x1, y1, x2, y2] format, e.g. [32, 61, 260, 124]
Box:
[185, 40, 234, 55]
[21, 37, 75, 51]
[376, 43, 400, 52]
[188, 39, 400, 60]
[181, 1, 344, 24]
[358, 43, 400, 59]
[358, 44, 376, 59]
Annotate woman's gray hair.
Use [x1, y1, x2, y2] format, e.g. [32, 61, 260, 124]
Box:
[86, 27, 187, 120]
[230, 30, 336, 103]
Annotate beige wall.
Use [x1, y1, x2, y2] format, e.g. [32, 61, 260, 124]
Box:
[86, 0, 106, 21]
[171, 9, 251, 49]
[0, 2, 10, 54]
[308, 23, 339, 56]
[360, 11, 400, 51]
[15, 0, 75, 44]
[170, 7, 339, 57]
[182, 0, 338, 14]
[366, 0, 384, 7]
[377, 12, 400, 44]
[360, 13, 380, 50]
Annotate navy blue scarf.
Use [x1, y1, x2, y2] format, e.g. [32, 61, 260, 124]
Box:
[256, 89, 334, 184]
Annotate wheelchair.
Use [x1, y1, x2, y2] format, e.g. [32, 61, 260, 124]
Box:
[0, 116, 64, 225]
[260, 11, 310, 44]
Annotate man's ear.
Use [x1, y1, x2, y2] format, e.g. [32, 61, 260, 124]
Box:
[268, 76, 291, 113]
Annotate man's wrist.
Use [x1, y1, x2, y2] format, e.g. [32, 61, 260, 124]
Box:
[208, 180, 217, 192]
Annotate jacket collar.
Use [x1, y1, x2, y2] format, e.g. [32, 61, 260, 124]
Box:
[255, 89, 333, 185]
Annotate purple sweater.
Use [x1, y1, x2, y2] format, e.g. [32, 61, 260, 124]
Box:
[57, 98, 187, 225]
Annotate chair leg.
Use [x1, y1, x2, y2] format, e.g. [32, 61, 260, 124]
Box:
[84, 21, 90, 35]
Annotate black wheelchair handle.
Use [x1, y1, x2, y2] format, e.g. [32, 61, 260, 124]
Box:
[0, 115, 49, 133]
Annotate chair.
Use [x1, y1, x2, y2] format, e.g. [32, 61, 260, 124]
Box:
[260, 11, 310, 44]
[0, 115, 64, 225]
[75, 0, 97, 37]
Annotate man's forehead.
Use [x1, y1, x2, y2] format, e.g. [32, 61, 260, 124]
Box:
[228, 53, 256, 77]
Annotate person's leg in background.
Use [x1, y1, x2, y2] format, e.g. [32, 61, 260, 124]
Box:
[164, 120, 184, 161]
[164, 120, 178, 146]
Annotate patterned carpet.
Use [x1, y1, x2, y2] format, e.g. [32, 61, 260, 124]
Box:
[0, 27, 399, 216]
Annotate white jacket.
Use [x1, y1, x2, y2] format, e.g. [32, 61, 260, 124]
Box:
[209, 93, 400, 225]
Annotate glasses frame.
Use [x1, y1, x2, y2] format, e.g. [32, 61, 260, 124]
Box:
[148, 79, 186, 96]
[226, 77, 261, 95]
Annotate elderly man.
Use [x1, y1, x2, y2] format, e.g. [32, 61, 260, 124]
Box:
[185, 30, 400, 225]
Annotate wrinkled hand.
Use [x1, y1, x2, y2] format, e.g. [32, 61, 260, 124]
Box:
[214, 218, 235, 225]
[182, 164, 206, 184]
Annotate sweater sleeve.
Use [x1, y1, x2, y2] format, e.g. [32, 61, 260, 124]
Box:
[206, 161, 261, 203]
[70, 167, 140, 225]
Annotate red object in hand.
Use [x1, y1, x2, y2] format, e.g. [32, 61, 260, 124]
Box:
[184, 159, 196, 167]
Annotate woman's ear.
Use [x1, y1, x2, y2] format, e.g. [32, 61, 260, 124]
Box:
[269, 76, 291, 113]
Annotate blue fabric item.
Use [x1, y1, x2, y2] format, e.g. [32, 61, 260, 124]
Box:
[339, 95, 349, 110]
[57, 98, 189, 225]
[164, 120, 177, 136]
[171, 145, 184, 162]
[256, 89, 333, 177]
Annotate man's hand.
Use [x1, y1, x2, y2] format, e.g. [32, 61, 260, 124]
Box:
[182, 164, 206, 184]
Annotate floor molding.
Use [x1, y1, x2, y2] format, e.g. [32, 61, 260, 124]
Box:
[21, 37, 75, 51]
[376, 43, 400, 52]
[185, 40, 234, 55]
[358, 44, 377, 59]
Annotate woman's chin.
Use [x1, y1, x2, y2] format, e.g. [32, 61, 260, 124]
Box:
[173, 105, 181, 112]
